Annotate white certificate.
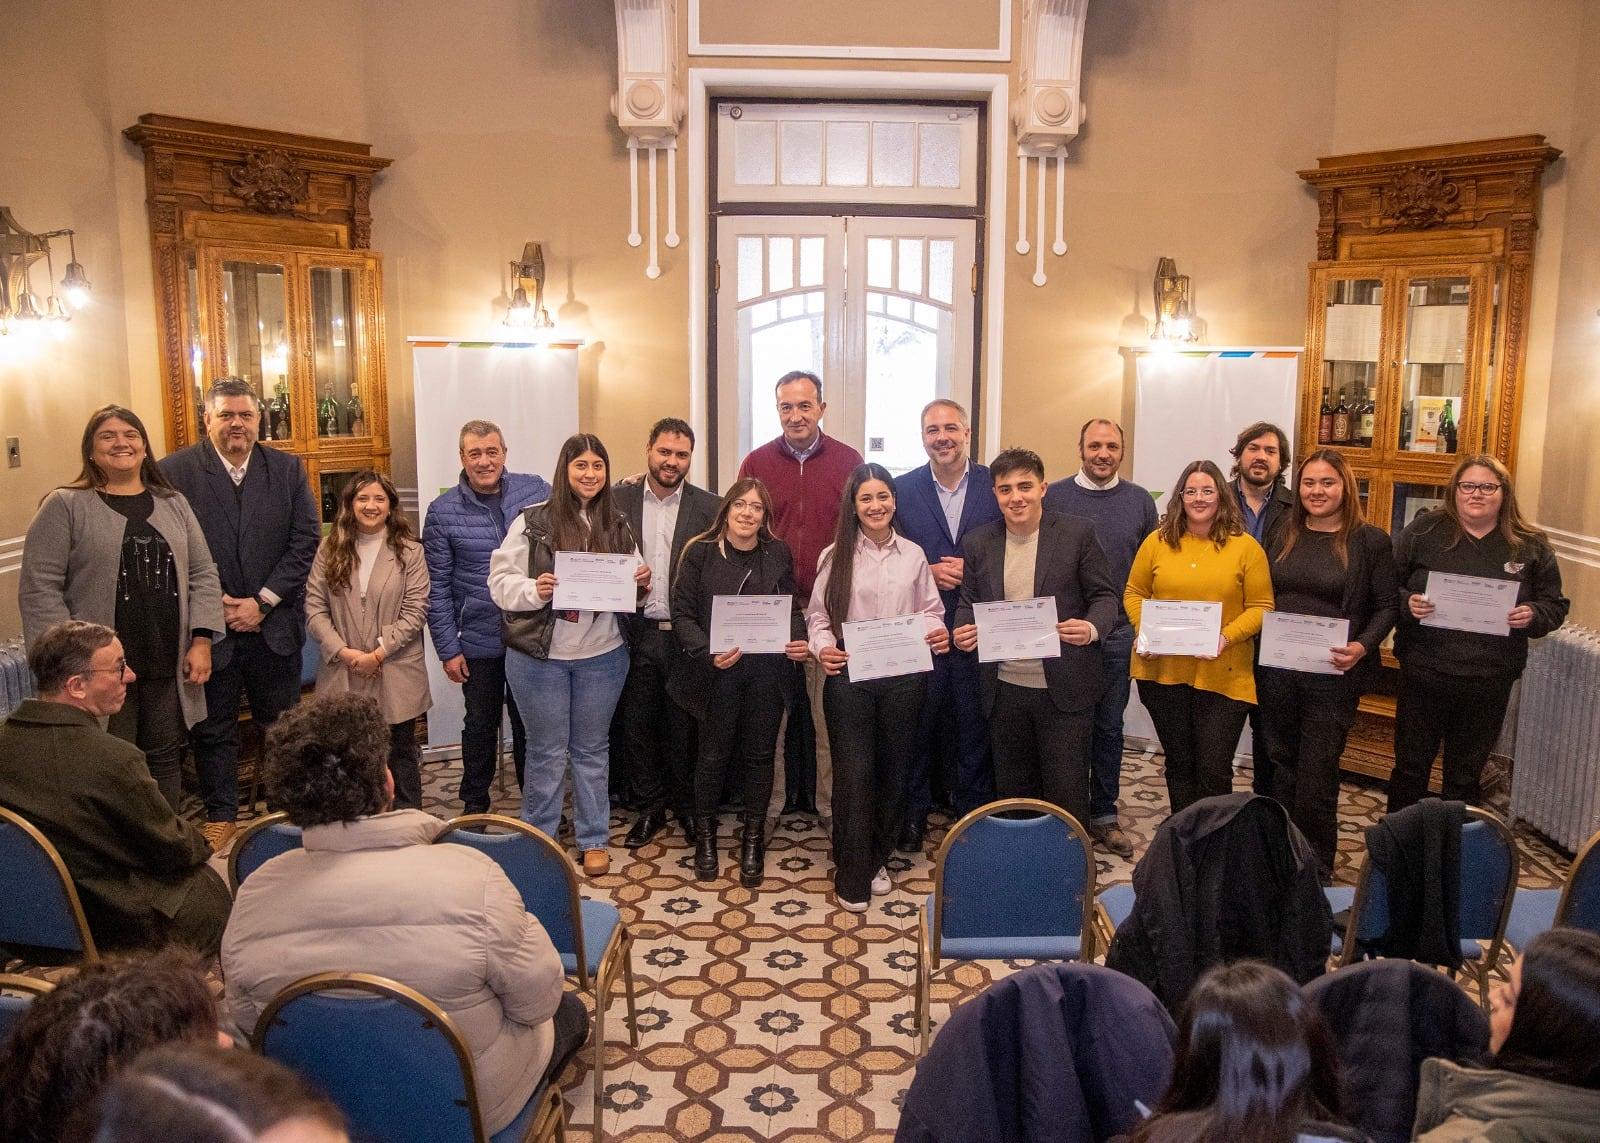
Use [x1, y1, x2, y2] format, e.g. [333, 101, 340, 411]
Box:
[1259, 611, 1350, 675]
[842, 614, 935, 682]
[1421, 571, 1517, 637]
[1136, 600, 1223, 657]
[552, 551, 637, 612]
[974, 598, 1061, 663]
[709, 595, 792, 654]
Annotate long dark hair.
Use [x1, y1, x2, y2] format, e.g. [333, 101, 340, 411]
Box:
[1492, 927, 1600, 1089]
[1133, 961, 1345, 1143]
[1278, 449, 1365, 568]
[545, 433, 632, 554]
[1436, 453, 1547, 561]
[819, 463, 899, 640]
[64, 405, 178, 497]
[680, 477, 777, 568]
[321, 470, 414, 594]
[1156, 459, 1244, 550]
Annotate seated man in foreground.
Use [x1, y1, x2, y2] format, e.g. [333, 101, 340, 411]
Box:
[222, 692, 586, 1135]
[0, 620, 230, 957]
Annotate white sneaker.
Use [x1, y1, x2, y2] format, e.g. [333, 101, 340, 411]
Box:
[870, 866, 891, 896]
[836, 895, 869, 914]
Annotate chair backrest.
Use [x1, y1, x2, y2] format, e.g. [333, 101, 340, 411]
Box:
[931, 799, 1096, 959]
[435, 816, 587, 982]
[255, 972, 490, 1143]
[227, 812, 303, 891]
[0, 973, 53, 1052]
[1556, 827, 1600, 935]
[0, 806, 97, 961]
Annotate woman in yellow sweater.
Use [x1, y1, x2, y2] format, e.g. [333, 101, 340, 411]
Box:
[1125, 459, 1273, 815]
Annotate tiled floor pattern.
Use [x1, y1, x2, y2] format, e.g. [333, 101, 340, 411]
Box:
[422, 749, 1571, 1142]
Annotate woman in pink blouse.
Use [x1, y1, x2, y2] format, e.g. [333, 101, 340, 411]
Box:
[807, 464, 948, 912]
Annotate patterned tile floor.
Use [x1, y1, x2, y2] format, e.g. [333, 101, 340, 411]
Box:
[416, 747, 1571, 1142]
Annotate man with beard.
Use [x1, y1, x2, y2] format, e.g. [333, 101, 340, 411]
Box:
[1043, 418, 1158, 857]
[422, 420, 552, 815]
[613, 418, 718, 846]
[1228, 420, 1293, 797]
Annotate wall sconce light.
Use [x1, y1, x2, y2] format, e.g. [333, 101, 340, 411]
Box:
[1151, 256, 1198, 343]
[0, 207, 91, 336]
[504, 242, 554, 331]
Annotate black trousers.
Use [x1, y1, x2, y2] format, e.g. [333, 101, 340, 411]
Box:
[389, 719, 422, 810]
[1389, 663, 1514, 813]
[619, 626, 696, 819]
[1137, 680, 1250, 816]
[542, 991, 592, 1084]
[824, 671, 926, 904]
[458, 654, 526, 814]
[108, 676, 186, 813]
[990, 681, 1094, 828]
[695, 659, 786, 818]
[1254, 665, 1358, 874]
[192, 633, 302, 822]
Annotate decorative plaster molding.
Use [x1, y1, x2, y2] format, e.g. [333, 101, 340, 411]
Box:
[1544, 525, 1600, 571]
[687, 0, 1012, 61]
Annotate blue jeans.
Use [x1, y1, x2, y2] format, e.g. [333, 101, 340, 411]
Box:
[505, 644, 630, 850]
[1089, 625, 1135, 825]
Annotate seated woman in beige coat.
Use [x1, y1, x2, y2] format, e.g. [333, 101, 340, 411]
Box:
[305, 470, 431, 808]
[222, 693, 588, 1136]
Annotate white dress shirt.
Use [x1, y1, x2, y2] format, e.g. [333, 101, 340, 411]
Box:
[640, 483, 681, 621]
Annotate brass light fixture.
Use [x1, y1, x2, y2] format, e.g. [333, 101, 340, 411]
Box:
[504, 242, 554, 330]
[0, 207, 90, 335]
[1151, 256, 1197, 343]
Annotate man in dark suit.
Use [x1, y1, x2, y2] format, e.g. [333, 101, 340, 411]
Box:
[160, 377, 320, 852]
[613, 417, 718, 847]
[952, 448, 1118, 827]
[891, 399, 1002, 852]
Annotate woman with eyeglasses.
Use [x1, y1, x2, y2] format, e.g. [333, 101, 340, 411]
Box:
[668, 478, 809, 887]
[18, 406, 224, 813]
[1254, 450, 1397, 879]
[1388, 454, 1568, 813]
[1125, 459, 1274, 816]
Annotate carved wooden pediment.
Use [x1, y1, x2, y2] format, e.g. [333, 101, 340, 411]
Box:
[1381, 166, 1460, 230]
[227, 149, 310, 215]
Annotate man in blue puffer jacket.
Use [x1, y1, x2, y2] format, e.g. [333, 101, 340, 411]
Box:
[422, 419, 552, 814]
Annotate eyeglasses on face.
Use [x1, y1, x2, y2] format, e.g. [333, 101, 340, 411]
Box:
[729, 499, 765, 515]
[1181, 487, 1219, 499]
[84, 657, 129, 676]
[1456, 481, 1502, 495]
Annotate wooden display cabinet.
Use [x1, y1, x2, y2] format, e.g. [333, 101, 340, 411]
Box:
[1297, 136, 1560, 781]
[124, 115, 394, 518]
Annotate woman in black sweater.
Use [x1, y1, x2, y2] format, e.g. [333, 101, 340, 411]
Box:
[669, 478, 809, 887]
[1390, 454, 1568, 813]
[1255, 449, 1397, 878]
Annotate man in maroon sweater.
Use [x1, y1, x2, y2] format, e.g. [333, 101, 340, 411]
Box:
[738, 370, 863, 830]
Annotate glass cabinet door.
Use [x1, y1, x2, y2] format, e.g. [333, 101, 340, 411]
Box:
[1396, 274, 1473, 457]
[309, 264, 365, 438]
[1318, 276, 1384, 449]
[219, 257, 291, 429]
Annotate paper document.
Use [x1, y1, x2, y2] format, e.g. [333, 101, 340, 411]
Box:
[552, 552, 637, 612]
[1135, 600, 1223, 657]
[974, 598, 1061, 663]
[1420, 571, 1517, 637]
[1259, 611, 1349, 675]
[709, 595, 792, 654]
[842, 614, 935, 682]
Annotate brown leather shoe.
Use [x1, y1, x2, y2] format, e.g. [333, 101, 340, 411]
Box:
[1089, 822, 1135, 859]
[201, 820, 238, 854]
[582, 848, 611, 877]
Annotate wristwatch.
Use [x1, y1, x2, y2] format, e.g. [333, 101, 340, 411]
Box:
[254, 594, 274, 615]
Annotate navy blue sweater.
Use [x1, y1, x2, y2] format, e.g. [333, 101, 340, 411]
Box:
[1043, 476, 1159, 630]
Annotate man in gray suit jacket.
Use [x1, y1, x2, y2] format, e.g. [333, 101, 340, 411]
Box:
[159, 377, 320, 852]
[952, 448, 1118, 828]
[613, 418, 718, 848]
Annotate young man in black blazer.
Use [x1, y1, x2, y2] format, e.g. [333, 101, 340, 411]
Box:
[952, 448, 1118, 828]
[159, 377, 320, 851]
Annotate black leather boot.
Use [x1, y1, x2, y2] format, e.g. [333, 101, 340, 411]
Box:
[739, 813, 765, 888]
[694, 816, 718, 882]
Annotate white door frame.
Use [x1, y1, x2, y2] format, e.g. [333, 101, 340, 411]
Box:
[687, 67, 1011, 488]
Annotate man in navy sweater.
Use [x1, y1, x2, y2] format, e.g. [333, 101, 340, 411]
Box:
[892, 399, 1002, 851]
[1041, 419, 1157, 857]
[422, 420, 551, 815]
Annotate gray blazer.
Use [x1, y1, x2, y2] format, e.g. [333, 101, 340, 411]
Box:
[305, 536, 433, 725]
[18, 487, 226, 727]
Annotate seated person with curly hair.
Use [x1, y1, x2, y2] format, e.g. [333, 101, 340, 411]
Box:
[221, 692, 588, 1136]
[0, 948, 226, 1143]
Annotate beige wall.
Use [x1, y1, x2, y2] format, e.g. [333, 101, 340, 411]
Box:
[2, 0, 1598, 638]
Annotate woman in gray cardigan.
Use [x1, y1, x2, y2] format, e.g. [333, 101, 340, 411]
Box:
[19, 405, 225, 812]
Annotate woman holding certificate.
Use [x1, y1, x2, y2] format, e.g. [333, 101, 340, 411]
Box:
[1390, 455, 1568, 813]
[305, 470, 432, 809]
[1126, 459, 1274, 816]
[807, 464, 948, 912]
[1254, 450, 1397, 877]
[669, 478, 810, 887]
[489, 433, 649, 877]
